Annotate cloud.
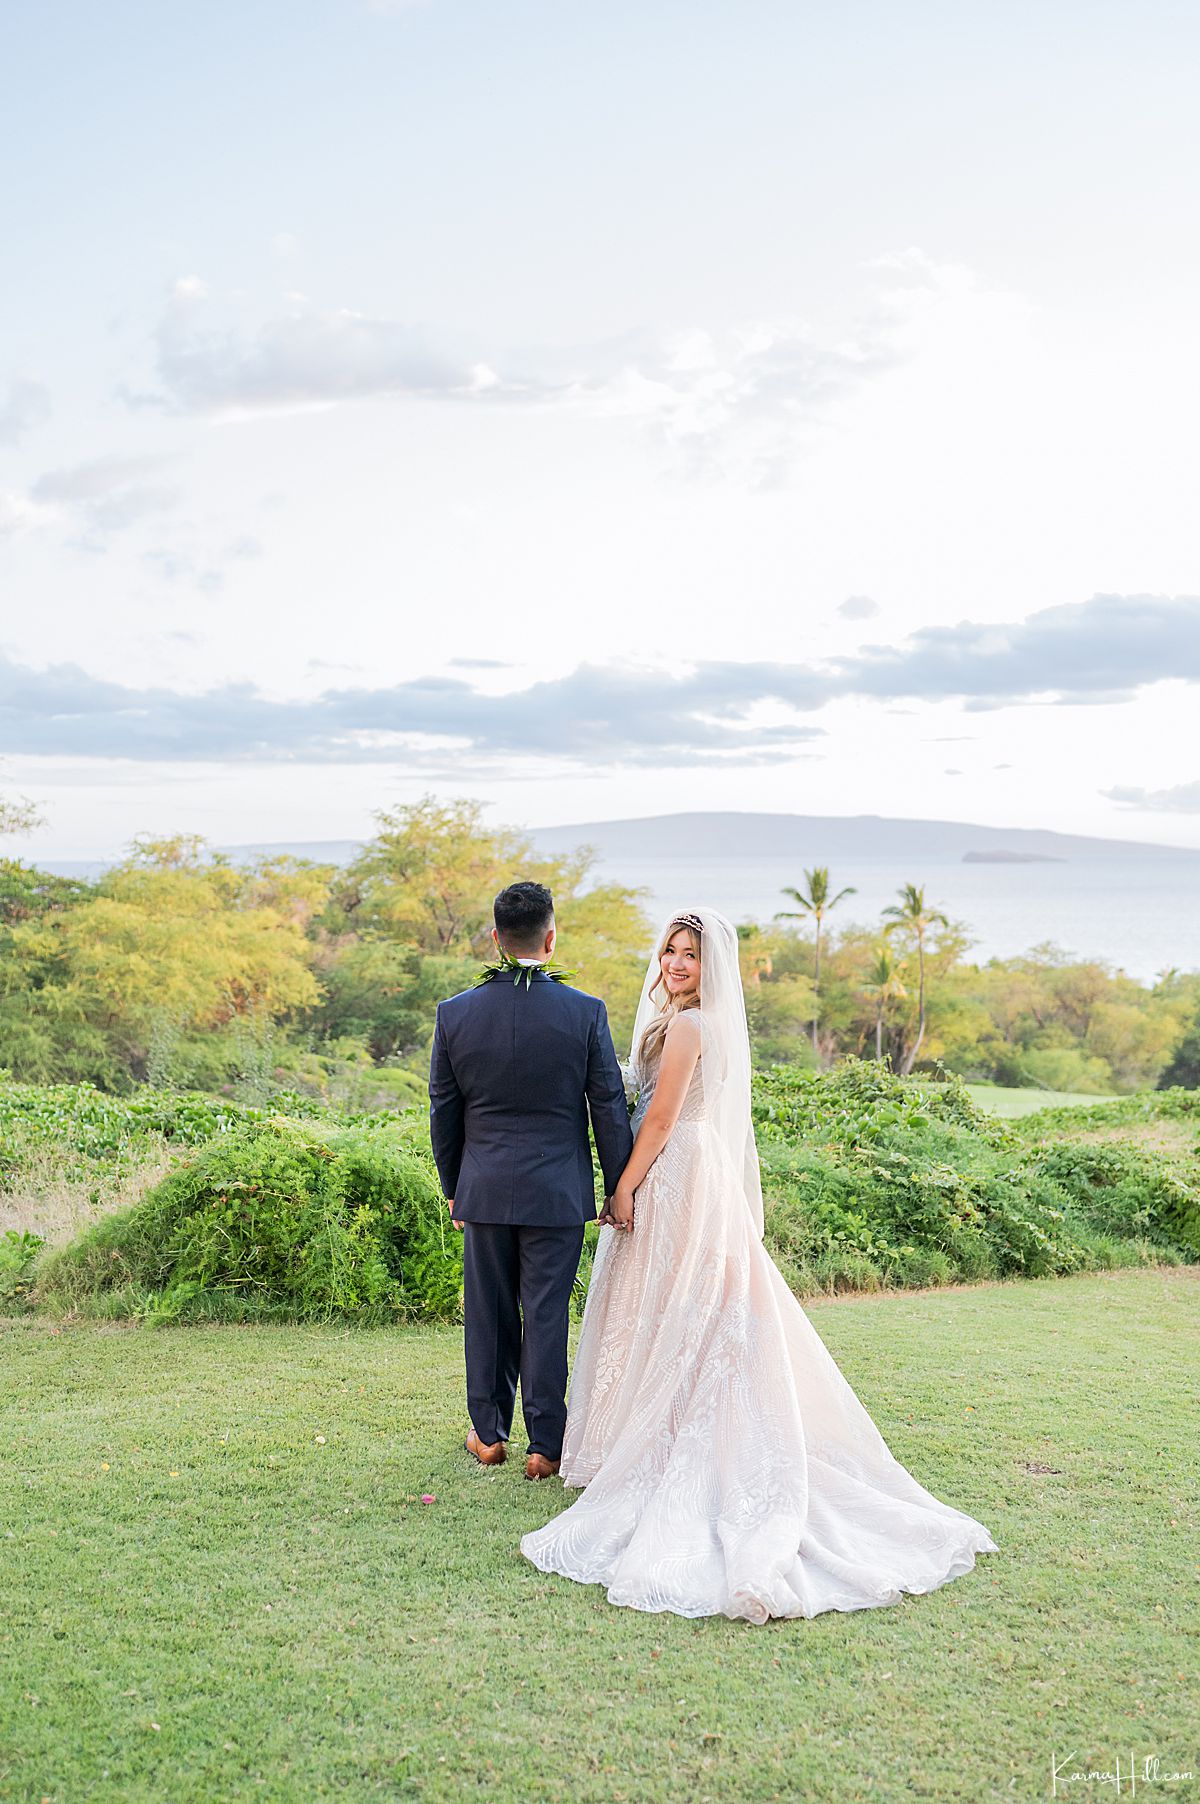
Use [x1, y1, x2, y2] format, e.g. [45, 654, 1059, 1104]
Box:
[32, 453, 180, 534]
[145, 285, 505, 416]
[0, 490, 51, 539]
[831, 593, 1200, 708]
[6, 592, 1194, 768]
[32, 454, 169, 503]
[0, 652, 827, 767]
[224, 535, 263, 561]
[555, 255, 1028, 485]
[137, 296, 900, 495]
[143, 546, 224, 591]
[133, 254, 983, 487]
[1102, 780, 1200, 814]
[0, 378, 52, 445]
[838, 595, 880, 620]
[562, 322, 898, 486]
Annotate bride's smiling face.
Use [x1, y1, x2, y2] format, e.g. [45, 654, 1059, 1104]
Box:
[661, 929, 700, 999]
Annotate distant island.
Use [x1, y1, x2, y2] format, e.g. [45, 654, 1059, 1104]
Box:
[962, 850, 1067, 865]
[529, 812, 1200, 867]
[28, 809, 1200, 881]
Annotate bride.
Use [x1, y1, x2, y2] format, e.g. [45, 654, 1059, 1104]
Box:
[520, 907, 999, 1623]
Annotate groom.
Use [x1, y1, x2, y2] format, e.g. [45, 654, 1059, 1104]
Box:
[429, 880, 632, 1479]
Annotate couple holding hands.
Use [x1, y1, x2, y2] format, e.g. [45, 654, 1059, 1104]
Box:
[429, 881, 997, 1624]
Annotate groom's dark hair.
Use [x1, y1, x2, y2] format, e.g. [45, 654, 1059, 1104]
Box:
[493, 880, 555, 953]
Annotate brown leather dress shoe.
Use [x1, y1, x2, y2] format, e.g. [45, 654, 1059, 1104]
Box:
[525, 1452, 561, 1481]
[465, 1427, 507, 1466]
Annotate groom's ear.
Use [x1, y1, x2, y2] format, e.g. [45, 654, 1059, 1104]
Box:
[546, 922, 558, 956]
[491, 926, 500, 950]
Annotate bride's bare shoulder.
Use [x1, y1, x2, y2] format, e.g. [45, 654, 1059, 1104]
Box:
[664, 1009, 703, 1044]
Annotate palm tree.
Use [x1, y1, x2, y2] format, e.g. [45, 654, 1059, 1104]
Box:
[881, 883, 949, 1075]
[775, 866, 857, 1053]
[860, 942, 908, 1064]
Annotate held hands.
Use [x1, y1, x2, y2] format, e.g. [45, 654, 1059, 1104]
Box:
[608, 1182, 636, 1233]
[597, 1173, 637, 1230]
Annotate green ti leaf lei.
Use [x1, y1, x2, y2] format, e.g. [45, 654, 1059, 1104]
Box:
[474, 947, 578, 990]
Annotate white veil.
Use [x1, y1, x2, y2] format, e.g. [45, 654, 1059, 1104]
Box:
[629, 906, 765, 1240]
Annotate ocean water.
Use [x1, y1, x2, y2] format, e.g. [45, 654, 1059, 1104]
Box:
[582, 853, 1200, 983]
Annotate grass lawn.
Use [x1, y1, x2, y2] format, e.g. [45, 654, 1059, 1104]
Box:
[2, 1267, 1197, 1804]
[961, 1085, 1123, 1119]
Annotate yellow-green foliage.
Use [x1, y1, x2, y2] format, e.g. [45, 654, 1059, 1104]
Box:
[3, 805, 1199, 1096]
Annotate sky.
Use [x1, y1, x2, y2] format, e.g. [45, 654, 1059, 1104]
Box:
[2, 0, 1199, 861]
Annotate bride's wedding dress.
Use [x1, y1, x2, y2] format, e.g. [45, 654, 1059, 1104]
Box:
[520, 910, 999, 1624]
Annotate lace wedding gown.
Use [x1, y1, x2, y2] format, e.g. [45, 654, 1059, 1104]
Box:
[520, 1045, 999, 1623]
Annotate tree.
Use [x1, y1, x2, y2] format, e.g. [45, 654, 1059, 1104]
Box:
[125, 832, 211, 870]
[731, 923, 819, 1066]
[860, 941, 908, 1064]
[775, 867, 857, 1054]
[0, 865, 115, 1085]
[1160, 1006, 1200, 1088]
[882, 883, 949, 1075]
[321, 796, 652, 1058]
[543, 854, 652, 1050]
[0, 790, 44, 839]
[1, 838, 328, 1082]
[342, 797, 529, 954]
[0, 861, 91, 928]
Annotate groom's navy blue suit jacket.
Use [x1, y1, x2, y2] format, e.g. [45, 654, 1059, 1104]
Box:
[429, 970, 633, 1227]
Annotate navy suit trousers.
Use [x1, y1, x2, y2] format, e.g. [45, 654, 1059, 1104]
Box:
[462, 1221, 585, 1458]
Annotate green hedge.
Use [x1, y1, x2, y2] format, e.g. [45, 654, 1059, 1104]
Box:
[15, 1062, 1200, 1324]
[36, 1116, 460, 1325]
[0, 1078, 329, 1179]
[752, 1060, 1198, 1295]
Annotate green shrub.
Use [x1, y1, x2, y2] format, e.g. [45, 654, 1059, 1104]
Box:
[36, 1116, 461, 1324]
[1027, 1140, 1200, 1255]
[14, 1063, 1198, 1321]
[0, 1229, 43, 1308]
[0, 1079, 331, 1182]
[755, 1060, 1080, 1284]
[754, 1057, 1196, 1292]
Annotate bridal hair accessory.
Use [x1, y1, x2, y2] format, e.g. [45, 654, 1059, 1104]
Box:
[669, 911, 705, 933]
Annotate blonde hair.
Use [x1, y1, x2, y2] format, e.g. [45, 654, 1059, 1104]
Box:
[637, 918, 701, 1068]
